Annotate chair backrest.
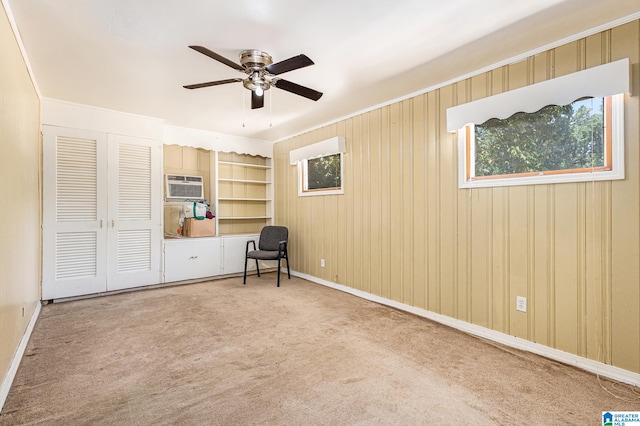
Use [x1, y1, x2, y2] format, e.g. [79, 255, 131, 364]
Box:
[258, 226, 288, 251]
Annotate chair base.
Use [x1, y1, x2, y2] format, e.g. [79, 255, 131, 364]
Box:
[243, 257, 290, 287]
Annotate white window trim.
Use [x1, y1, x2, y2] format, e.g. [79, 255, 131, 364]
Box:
[297, 152, 344, 197]
[289, 136, 345, 164]
[457, 94, 625, 189]
[446, 59, 629, 132]
[290, 136, 346, 197]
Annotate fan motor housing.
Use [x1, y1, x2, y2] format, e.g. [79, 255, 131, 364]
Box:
[240, 50, 273, 70]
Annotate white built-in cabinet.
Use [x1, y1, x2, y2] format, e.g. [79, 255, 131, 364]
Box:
[42, 126, 163, 300]
[221, 235, 259, 275]
[163, 237, 222, 282]
[163, 234, 258, 283]
[161, 148, 272, 284]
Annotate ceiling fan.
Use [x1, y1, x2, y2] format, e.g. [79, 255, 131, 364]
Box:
[183, 46, 323, 109]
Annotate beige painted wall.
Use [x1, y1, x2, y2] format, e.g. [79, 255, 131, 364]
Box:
[0, 3, 41, 386]
[274, 22, 640, 374]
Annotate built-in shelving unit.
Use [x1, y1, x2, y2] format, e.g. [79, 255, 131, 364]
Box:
[215, 152, 272, 235]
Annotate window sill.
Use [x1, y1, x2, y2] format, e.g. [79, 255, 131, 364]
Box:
[459, 169, 625, 189]
[298, 188, 344, 197]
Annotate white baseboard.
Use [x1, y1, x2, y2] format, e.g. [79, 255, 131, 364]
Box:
[0, 302, 41, 414]
[292, 270, 640, 387]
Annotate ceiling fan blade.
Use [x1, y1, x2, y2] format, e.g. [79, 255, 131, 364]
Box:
[272, 79, 323, 101]
[251, 91, 264, 109]
[265, 54, 314, 75]
[188, 45, 244, 71]
[183, 78, 242, 90]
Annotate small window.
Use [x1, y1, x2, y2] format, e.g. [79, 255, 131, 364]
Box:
[458, 94, 624, 188]
[298, 153, 344, 196]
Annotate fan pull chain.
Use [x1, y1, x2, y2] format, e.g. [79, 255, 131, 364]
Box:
[269, 89, 273, 127]
[242, 84, 246, 128]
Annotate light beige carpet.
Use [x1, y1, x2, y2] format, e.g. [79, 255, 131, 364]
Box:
[1, 274, 639, 425]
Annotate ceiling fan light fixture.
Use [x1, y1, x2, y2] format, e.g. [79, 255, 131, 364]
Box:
[184, 46, 323, 109]
[243, 79, 269, 94]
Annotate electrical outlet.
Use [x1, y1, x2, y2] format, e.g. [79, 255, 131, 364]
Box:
[320, 259, 325, 268]
[516, 296, 527, 313]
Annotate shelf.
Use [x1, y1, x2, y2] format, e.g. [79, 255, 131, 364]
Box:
[218, 161, 271, 169]
[218, 198, 271, 201]
[218, 216, 271, 220]
[218, 178, 270, 184]
[216, 153, 272, 235]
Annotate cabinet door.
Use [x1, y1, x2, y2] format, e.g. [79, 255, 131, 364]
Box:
[107, 134, 162, 291]
[192, 238, 222, 279]
[222, 235, 259, 274]
[163, 240, 194, 283]
[42, 126, 108, 300]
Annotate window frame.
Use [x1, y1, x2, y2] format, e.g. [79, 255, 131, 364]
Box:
[457, 94, 625, 189]
[297, 152, 344, 197]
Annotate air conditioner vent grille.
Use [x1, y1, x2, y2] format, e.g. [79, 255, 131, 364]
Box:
[165, 174, 204, 201]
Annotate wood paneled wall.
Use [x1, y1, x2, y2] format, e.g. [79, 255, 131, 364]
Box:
[164, 145, 212, 198]
[0, 3, 41, 392]
[273, 21, 640, 373]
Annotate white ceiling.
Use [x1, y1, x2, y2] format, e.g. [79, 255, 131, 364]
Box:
[6, 0, 639, 142]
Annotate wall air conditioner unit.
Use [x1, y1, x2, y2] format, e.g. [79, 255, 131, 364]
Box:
[165, 174, 204, 201]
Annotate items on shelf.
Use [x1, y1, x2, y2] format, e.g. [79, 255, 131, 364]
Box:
[183, 200, 208, 219]
[176, 200, 214, 237]
[183, 217, 216, 237]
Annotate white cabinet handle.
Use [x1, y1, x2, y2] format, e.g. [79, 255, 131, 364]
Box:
[100, 219, 103, 228]
[112, 219, 115, 228]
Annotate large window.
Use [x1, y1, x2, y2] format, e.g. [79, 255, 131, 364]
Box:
[458, 94, 624, 188]
[447, 59, 628, 188]
[299, 153, 343, 196]
[472, 97, 607, 177]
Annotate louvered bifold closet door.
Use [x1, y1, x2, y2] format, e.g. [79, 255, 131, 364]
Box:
[106, 134, 162, 291]
[42, 126, 108, 300]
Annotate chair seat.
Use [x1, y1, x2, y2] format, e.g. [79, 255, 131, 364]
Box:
[247, 250, 281, 260]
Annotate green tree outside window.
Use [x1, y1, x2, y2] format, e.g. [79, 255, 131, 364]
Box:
[307, 154, 341, 190]
[474, 98, 604, 177]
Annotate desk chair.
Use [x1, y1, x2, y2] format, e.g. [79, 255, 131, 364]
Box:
[243, 226, 290, 287]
